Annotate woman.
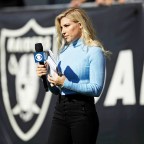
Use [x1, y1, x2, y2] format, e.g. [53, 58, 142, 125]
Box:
[36, 7, 110, 144]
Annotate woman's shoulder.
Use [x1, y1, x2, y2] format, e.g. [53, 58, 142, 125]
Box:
[86, 45, 105, 61]
[87, 45, 103, 54]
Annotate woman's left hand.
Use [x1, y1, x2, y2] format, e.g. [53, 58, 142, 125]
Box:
[48, 72, 66, 87]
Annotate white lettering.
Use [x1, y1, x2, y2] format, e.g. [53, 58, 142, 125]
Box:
[7, 36, 51, 52]
[104, 50, 136, 106]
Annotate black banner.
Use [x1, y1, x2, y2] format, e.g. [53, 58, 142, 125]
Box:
[0, 3, 144, 144]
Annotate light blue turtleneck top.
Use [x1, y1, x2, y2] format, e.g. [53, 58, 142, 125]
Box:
[57, 38, 106, 97]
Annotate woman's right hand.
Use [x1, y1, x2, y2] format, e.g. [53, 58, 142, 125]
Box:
[36, 63, 48, 77]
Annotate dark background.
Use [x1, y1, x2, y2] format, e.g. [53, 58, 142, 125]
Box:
[0, 2, 144, 144]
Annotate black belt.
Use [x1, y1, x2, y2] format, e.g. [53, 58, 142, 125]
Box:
[59, 93, 94, 103]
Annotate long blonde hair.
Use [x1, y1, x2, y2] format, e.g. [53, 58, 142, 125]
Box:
[55, 7, 111, 58]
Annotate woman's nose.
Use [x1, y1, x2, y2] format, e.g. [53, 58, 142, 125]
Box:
[62, 29, 66, 35]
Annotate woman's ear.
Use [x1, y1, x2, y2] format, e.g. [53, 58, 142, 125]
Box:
[78, 22, 83, 29]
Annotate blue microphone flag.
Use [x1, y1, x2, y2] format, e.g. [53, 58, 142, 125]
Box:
[34, 52, 47, 63]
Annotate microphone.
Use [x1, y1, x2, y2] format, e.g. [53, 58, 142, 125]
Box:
[35, 43, 48, 92]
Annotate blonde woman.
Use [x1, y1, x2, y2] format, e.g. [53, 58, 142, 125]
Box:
[36, 7, 110, 144]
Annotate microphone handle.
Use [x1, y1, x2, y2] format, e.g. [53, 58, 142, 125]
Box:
[39, 62, 48, 92]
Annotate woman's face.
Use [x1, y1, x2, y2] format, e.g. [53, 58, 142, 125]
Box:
[60, 17, 82, 43]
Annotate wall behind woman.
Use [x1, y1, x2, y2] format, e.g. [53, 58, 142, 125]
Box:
[24, 0, 47, 5]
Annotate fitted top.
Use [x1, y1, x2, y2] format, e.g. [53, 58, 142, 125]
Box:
[57, 38, 106, 97]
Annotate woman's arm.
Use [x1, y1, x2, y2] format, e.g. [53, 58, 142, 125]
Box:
[63, 48, 106, 97]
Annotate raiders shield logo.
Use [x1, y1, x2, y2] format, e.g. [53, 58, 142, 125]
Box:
[0, 19, 56, 141]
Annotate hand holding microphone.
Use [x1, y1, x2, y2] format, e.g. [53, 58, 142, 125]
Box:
[34, 43, 63, 94]
[36, 64, 48, 77]
[35, 43, 49, 92]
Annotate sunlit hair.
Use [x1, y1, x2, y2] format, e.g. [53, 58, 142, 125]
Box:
[55, 7, 111, 58]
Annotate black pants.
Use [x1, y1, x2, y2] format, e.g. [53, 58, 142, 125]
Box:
[48, 94, 99, 144]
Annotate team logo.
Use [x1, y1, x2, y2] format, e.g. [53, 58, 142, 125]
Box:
[0, 19, 57, 141]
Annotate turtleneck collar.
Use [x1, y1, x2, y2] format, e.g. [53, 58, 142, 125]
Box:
[60, 38, 86, 54]
[66, 38, 84, 47]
